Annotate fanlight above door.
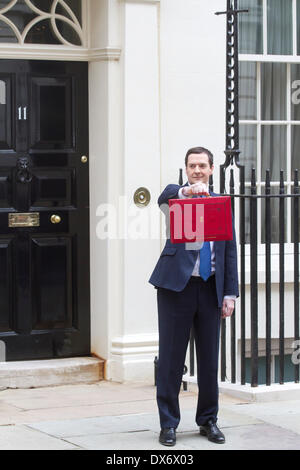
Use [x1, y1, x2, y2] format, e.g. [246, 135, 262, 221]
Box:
[0, 0, 83, 46]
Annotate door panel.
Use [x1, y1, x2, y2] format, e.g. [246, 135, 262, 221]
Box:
[29, 76, 74, 150]
[30, 168, 75, 208]
[0, 238, 13, 332]
[0, 59, 90, 361]
[0, 168, 14, 208]
[31, 237, 73, 331]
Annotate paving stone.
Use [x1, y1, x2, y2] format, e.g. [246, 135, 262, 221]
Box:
[175, 407, 261, 432]
[28, 414, 158, 438]
[217, 423, 300, 450]
[224, 400, 300, 435]
[63, 431, 191, 451]
[0, 425, 79, 450]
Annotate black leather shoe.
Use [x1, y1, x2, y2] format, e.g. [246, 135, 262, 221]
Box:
[200, 419, 225, 444]
[159, 427, 176, 446]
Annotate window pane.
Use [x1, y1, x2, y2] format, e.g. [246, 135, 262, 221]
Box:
[261, 63, 287, 120]
[292, 125, 300, 246]
[57, 0, 82, 26]
[261, 186, 287, 243]
[0, 0, 82, 45]
[4, 0, 36, 32]
[0, 21, 18, 43]
[238, 0, 263, 54]
[0, 76, 12, 150]
[275, 354, 296, 383]
[240, 125, 257, 181]
[245, 357, 266, 385]
[261, 125, 286, 181]
[241, 186, 252, 245]
[239, 62, 257, 120]
[0, 80, 7, 144]
[291, 141, 300, 241]
[55, 19, 81, 46]
[291, 125, 300, 175]
[291, 65, 300, 120]
[29, 1, 52, 12]
[25, 19, 60, 45]
[267, 0, 293, 55]
[0, 0, 14, 5]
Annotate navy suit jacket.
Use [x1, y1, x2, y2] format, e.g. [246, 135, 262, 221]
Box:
[149, 184, 239, 308]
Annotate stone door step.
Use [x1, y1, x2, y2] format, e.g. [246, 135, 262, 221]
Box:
[0, 357, 104, 389]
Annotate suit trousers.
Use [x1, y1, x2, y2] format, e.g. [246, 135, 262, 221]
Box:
[156, 275, 221, 429]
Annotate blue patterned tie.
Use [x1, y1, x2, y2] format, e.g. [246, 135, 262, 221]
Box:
[199, 242, 211, 281]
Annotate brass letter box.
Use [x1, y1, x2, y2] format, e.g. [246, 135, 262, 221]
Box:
[9, 212, 40, 228]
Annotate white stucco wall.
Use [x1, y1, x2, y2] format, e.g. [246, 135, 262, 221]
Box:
[160, 0, 226, 191]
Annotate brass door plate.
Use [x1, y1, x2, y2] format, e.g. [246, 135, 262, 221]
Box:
[9, 212, 40, 228]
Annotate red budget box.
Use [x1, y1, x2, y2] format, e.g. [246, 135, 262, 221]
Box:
[169, 196, 233, 244]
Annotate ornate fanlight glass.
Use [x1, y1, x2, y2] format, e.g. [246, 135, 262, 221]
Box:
[0, 0, 83, 46]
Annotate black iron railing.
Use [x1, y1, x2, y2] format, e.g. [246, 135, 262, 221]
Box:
[236, 168, 300, 386]
[217, 0, 247, 385]
[182, 168, 300, 387]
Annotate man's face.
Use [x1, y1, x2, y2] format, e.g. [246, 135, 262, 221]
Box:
[185, 153, 214, 185]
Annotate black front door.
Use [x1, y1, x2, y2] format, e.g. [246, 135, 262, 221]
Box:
[0, 60, 90, 361]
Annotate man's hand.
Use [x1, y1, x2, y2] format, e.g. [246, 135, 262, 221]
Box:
[221, 298, 235, 319]
[182, 182, 209, 197]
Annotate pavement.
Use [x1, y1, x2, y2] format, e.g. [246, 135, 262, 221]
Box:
[0, 380, 300, 450]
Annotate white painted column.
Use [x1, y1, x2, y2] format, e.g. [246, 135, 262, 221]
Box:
[89, 0, 124, 367]
[108, 0, 161, 382]
[89, 0, 161, 382]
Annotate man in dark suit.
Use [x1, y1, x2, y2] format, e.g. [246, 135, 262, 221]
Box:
[149, 147, 239, 447]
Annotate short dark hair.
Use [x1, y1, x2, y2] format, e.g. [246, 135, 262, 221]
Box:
[185, 146, 214, 168]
